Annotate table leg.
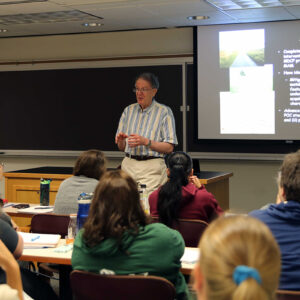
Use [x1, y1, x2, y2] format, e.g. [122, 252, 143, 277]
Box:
[59, 265, 72, 300]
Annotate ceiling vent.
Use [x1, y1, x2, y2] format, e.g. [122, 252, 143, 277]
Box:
[0, 0, 47, 5]
[205, 0, 300, 10]
[0, 10, 103, 25]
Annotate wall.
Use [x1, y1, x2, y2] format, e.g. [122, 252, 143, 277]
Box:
[0, 27, 284, 212]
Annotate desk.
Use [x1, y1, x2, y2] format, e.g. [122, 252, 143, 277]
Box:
[4, 167, 72, 227]
[19, 241, 197, 275]
[198, 171, 233, 210]
[19, 241, 197, 299]
[4, 203, 54, 231]
[5, 167, 233, 214]
[20, 239, 72, 299]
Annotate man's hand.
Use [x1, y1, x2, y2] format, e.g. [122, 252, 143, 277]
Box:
[128, 134, 147, 148]
[115, 132, 128, 144]
[115, 132, 128, 151]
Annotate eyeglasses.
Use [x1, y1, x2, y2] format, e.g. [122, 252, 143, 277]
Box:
[133, 88, 153, 93]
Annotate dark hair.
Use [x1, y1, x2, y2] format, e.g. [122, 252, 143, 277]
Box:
[73, 149, 107, 180]
[280, 149, 300, 201]
[135, 73, 159, 89]
[157, 151, 193, 226]
[83, 170, 150, 247]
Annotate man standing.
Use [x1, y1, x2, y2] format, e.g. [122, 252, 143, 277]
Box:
[115, 73, 177, 195]
[249, 149, 300, 291]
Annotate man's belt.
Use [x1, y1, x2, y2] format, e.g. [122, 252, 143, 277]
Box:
[125, 153, 161, 161]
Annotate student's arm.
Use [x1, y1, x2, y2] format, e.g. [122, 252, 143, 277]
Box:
[0, 239, 24, 300]
[13, 234, 23, 259]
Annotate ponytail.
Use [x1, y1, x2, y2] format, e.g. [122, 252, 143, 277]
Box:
[157, 152, 192, 226]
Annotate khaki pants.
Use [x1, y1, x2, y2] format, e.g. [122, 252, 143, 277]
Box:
[121, 157, 167, 196]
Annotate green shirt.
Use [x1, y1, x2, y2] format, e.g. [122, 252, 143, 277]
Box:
[72, 222, 187, 297]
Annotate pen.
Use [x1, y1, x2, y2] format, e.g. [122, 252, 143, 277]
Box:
[34, 206, 52, 209]
[31, 235, 40, 242]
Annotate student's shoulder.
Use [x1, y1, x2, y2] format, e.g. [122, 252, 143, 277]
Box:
[146, 222, 183, 242]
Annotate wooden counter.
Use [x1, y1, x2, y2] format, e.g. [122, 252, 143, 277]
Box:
[4, 167, 72, 227]
[197, 171, 233, 211]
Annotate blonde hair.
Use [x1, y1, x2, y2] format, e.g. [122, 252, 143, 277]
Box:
[198, 215, 280, 300]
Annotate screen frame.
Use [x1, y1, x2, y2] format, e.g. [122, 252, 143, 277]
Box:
[191, 24, 300, 154]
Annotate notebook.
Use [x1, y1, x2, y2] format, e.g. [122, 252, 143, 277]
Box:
[19, 232, 61, 249]
[18, 206, 54, 214]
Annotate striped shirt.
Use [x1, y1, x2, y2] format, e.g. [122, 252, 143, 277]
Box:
[116, 99, 178, 157]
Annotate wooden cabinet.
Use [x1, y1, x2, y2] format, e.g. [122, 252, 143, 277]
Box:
[198, 171, 233, 211]
[4, 167, 72, 227]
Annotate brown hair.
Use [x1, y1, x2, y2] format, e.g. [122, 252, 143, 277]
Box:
[83, 170, 150, 247]
[73, 149, 106, 180]
[280, 149, 300, 201]
[197, 215, 280, 300]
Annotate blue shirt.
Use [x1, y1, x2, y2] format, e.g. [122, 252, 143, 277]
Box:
[250, 200, 300, 290]
[116, 99, 178, 157]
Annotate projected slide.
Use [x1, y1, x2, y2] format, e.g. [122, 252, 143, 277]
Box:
[219, 29, 265, 68]
[197, 20, 300, 142]
[219, 29, 274, 134]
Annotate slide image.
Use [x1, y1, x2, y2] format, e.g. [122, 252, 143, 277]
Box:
[219, 29, 265, 68]
[229, 64, 273, 93]
[220, 90, 275, 134]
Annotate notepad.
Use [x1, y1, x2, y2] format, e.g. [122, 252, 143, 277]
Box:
[181, 248, 200, 264]
[18, 206, 54, 214]
[19, 232, 61, 249]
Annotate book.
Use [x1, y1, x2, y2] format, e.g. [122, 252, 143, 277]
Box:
[19, 232, 61, 249]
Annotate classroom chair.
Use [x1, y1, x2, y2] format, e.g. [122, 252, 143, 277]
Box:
[70, 270, 176, 300]
[30, 213, 70, 237]
[152, 217, 208, 247]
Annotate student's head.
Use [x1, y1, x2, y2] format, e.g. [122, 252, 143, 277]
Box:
[73, 149, 107, 180]
[193, 215, 280, 300]
[157, 151, 193, 226]
[166, 151, 193, 183]
[279, 149, 300, 202]
[134, 73, 159, 109]
[83, 170, 149, 247]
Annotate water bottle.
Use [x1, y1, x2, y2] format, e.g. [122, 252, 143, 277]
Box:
[40, 178, 51, 206]
[139, 184, 149, 214]
[77, 193, 93, 231]
[66, 214, 77, 244]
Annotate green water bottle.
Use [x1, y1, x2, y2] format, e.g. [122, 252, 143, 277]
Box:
[40, 178, 51, 206]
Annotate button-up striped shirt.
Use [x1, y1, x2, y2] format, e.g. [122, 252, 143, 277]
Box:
[116, 100, 178, 157]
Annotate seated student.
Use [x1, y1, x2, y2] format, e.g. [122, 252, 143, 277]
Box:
[72, 170, 188, 300]
[250, 149, 300, 291]
[193, 215, 280, 300]
[0, 240, 23, 300]
[0, 218, 58, 300]
[149, 151, 223, 226]
[54, 149, 107, 214]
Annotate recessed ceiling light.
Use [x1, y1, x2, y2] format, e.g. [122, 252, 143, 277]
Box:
[82, 23, 103, 27]
[187, 16, 210, 20]
[0, 29, 8, 32]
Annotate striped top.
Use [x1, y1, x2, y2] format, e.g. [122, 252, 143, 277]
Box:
[116, 100, 178, 157]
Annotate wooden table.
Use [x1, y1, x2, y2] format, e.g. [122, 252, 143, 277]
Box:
[4, 167, 72, 227]
[19, 240, 197, 299]
[20, 242, 197, 275]
[4, 203, 54, 231]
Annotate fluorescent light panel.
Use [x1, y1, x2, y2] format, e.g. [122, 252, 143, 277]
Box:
[206, 0, 300, 9]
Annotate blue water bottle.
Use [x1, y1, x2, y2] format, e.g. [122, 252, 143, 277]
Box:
[77, 193, 93, 231]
